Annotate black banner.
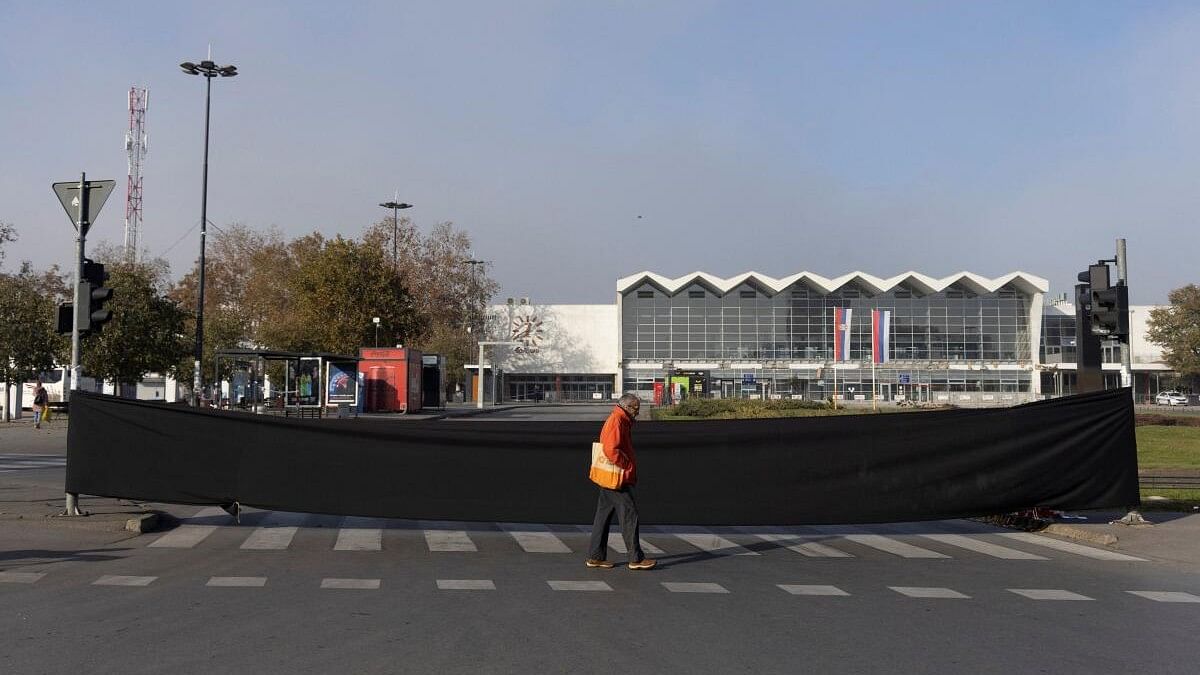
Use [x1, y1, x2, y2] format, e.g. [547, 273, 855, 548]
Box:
[66, 389, 1139, 525]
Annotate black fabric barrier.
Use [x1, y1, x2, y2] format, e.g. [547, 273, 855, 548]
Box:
[66, 388, 1139, 525]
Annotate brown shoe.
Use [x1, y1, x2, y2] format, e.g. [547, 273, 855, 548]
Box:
[627, 558, 657, 570]
[585, 558, 615, 569]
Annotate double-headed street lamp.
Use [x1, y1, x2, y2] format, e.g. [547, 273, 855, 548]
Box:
[181, 58, 237, 406]
[379, 200, 413, 269]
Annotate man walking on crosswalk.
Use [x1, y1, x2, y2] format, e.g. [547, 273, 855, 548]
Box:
[586, 393, 656, 571]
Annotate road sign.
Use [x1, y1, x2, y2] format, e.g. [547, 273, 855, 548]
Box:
[899, 374, 911, 384]
[53, 179, 115, 230]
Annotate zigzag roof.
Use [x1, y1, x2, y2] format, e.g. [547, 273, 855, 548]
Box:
[616, 270, 1049, 296]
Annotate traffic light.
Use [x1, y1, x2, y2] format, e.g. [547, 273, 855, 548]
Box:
[1079, 262, 1129, 338]
[56, 303, 73, 335]
[1091, 284, 1129, 338]
[75, 259, 114, 334]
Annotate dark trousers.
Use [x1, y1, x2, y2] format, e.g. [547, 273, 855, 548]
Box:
[587, 486, 645, 562]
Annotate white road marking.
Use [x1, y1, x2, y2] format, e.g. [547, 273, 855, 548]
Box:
[753, 533, 853, 558]
[1008, 589, 1094, 601]
[499, 523, 571, 553]
[662, 582, 729, 594]
[998, 533, 1146, 561]
[843, 534, 948, 559]
[424, 530, 477, 552]
[437, 579, 496, 590]
[334, 518, 387, 550]
[188, 506, 232, 520]
[240, 526, 299, 550]
[574, 525, 664, 554]
[778, 584, 850, 596]
[889, 586, 969, 599]
[94, 575, 156, 587]
[320, 578, 380, 589]
[0, 572, 45, 583]
[1126, 591, 1200, 603]
[147, 525, 218, 548]
[548, 580, 612, 591]
[207, 576, 267, 587]
[919, 534, 1047, 560]
[664, 529, 759, 556]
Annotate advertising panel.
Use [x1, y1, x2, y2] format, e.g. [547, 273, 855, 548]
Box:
[326, 361, 358, 405]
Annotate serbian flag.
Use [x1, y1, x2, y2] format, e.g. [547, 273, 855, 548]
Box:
[871, 309, 891, 364]
[832, 307, 853, 361]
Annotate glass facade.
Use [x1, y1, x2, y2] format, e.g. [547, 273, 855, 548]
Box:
[620, 279, 1036, 402]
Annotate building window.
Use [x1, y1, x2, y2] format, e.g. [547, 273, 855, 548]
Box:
[637, 290, 654, 298]
[740, 290, 757, 299]
[689, 290, 705, 298]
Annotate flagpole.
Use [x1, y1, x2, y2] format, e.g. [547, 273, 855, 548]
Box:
[872, 359, 877, 412]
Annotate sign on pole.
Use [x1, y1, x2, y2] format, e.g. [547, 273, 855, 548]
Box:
[53, 180, 115, 231]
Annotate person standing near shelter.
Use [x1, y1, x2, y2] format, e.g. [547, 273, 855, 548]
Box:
[31, 381, 48, 430]
[586, 393, 656, 570]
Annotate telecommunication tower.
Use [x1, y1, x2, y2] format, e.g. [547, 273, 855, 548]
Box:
[124, 87, 149, 262]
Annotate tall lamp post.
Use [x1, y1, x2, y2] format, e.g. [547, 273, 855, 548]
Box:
[181, 58, 237, 406]
[372, 317, 381, 347]
[379, 200, 413, 269]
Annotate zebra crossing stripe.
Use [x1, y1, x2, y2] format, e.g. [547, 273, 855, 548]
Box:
[0, 572, 45, 584]
[437, 579, 495, 590]
[207, 577, 267, 587]
[424, 530, 477, 552]
[659, 528, 759, 556]
[752, 533, 853, 558]
[499, 523, 571, 553]
[94, 575, 156, 587]
[573, 525, 664, 555]
[1008, 589, 1094, 601]
[778, 584, 850, 596]
[843, 534, 948, 559]
[997, 533, 1146, 561]
[321, 578, 380, 589]
[548, 580, 611, 591]
[241, 526, 299, 550]
[662, 582, 729, 594]
[148, 525, 218, 548]
[334, 528, 383, 551]
[1126, 591, 1200, 603]
[919, 534, 1047, 560]
[889, 586, 969, 599]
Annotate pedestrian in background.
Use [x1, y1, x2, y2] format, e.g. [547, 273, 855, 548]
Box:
[31, 381, 48, 430]
[586, 393, 656, 570]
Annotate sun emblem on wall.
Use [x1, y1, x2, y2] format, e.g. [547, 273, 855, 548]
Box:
[511, 314, 545, 350]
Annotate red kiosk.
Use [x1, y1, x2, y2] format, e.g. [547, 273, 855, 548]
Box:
[358, 348, 424, 413]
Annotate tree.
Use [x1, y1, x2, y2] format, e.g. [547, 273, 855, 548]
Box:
[1146, 284, 1200, 388]
[80, 257, 190, 387]
[257, 233, 417, 355]
[0, 220, 15, 268]
[362, 218, 499, 387]
[0, 262, 64, 421]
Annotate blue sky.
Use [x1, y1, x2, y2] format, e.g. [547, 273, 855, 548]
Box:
[2, 1, 1197, 303]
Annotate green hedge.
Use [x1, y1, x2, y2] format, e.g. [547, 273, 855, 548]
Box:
[661, 397, 831, 419]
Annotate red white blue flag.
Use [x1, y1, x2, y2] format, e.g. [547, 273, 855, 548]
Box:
[833, 307, 853, 362]
[871, 309, 891, 364]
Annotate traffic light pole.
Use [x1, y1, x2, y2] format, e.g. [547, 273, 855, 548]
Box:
[65, 172, 89, 517]
[1074, 281, 1104, 394]
[69, 172, 90, 396]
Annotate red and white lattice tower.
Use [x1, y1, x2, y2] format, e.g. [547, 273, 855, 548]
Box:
[124, 87, 149, 262]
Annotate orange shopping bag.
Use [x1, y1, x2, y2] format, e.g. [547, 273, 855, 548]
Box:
[588, 441, 625, 489]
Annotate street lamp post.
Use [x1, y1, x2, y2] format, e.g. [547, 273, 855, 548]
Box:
[181, 58, 237, 407]
[372, 317, 381, 347]
[379, 200, 413, 269]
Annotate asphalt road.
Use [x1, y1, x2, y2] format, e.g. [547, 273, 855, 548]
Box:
[2, 414, 1198, 674]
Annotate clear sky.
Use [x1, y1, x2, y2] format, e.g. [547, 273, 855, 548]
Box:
[2, 1, 1197, 304]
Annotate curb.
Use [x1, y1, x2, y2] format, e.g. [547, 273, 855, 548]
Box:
[1040, 523, 1118, 547]
[125, 512, 160, 533]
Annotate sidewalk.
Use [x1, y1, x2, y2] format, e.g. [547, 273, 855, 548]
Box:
[1039, 509, 1200, 570]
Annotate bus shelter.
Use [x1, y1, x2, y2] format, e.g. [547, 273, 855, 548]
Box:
[214, 349, 360, 418]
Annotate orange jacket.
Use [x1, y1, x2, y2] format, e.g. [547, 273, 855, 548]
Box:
[599, 405, 636, 486]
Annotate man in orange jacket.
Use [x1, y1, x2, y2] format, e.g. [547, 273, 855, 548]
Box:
[586, 393, 656, 570]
